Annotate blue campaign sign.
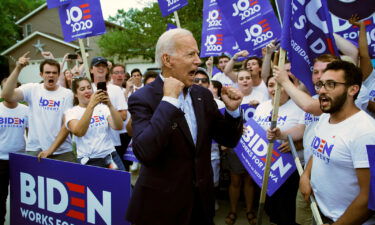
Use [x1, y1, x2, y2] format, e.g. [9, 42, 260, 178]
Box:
[10, 153, 131, 225]
[58, 0, 106, 42]
[47, 0, 71, 8]
[157, 0, 188, 17]
[124, 141, 139, 163]
[200, 0, 241, 57]
[241, 104, 257, 122]
[234, 118, 296, 196]
[367, 144, 375, 210]
[280, 0, 339, 94]
[331, 14, 375, 58]
[217, 0, 281, 57]
[167, 23, 177, 30]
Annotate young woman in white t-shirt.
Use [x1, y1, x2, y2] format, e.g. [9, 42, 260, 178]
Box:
[65, 77, 125, 170]
[238, 70, 268, 106]
[253, 75, 304, 225]
[225, 69, 268, 225]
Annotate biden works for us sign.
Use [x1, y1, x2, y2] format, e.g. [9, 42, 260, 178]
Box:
[234, 119, 296, 196]
[9, 153, 131, 225]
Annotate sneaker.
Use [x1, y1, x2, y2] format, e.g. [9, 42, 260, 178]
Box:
[130, 162, 139, 172]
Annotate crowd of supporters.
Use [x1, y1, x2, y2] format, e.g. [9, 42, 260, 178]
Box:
[0, 15, 375, 225]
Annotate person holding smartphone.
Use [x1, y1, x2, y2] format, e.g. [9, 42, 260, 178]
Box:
[90, 57, 128, 162]
[65, 77, 125, 169]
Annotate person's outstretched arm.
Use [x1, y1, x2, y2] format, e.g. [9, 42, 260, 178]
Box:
[349, 15, 373, 81]
[1, 52, 29, 102]
[223, 50, 249, 82]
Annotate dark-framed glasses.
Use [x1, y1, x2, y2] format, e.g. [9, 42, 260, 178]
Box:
[193, 78, 209, 83]
[314, 80, 347, 91]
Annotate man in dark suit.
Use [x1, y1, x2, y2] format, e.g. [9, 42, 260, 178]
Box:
[126, 28, 244, 225]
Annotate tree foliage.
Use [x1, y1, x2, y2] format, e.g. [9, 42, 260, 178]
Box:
[99, 0, 203, 62]
[0, 0, 44, 77]
[0, 0, 44, 52]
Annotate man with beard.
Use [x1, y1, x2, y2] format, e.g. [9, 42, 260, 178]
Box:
[299, 60, 375, 224]
[268, 54, 338, 225]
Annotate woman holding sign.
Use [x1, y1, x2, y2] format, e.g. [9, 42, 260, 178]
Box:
[225, 69, 268, 225]
[252, 74, 304, 225]
[64, 77, 125, 170]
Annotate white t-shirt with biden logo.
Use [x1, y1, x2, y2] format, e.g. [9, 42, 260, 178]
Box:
[65, 104, 115, 159]
[20, 83, 73, 154]
[253, 99, 304, 132]
[0, 103, 28, 160]
[310, 111, 375, 224]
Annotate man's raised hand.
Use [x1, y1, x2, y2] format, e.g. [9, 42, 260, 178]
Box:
[16, 52, 30, 69]
[163, 77, 184, 99]
[221, 86, 243, 111]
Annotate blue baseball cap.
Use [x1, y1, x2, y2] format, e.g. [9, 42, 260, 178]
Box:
[91, 56, 108, 67]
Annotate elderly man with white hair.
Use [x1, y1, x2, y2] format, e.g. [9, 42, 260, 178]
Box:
[125, 28, 244, 225]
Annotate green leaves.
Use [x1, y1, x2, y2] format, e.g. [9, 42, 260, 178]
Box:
[0, 0, 44, 52]
[98, 0, 203, 62]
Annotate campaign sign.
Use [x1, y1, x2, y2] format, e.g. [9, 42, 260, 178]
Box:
[124, 141, 139, 163]
[167, 23, 177, 30]
[217, 0, 281, 57]
[200, 0, 241, 57]
[234, 119, 296, 196]
[281, 0, 339, 94]
[331, 14, 375, 58]
[241, 104, 257, 122]
[157, 0, 188, 17]
[367, 145, 375, 210]
[58, 0, 106, 42]
[10, 153, 131, 225]
[202, 30, 240, 57]
[47, 0, 71, 8]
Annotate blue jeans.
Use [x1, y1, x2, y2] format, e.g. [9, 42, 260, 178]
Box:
[78, 151, 125, 171]
[111, 151, 125, 171]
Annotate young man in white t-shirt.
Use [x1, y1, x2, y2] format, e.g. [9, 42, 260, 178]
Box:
[269, 54, 339, 225]
[299, 60, 375, 224]
[110, 64, 132, 170]
[223, 51, 269, 98]
[0, 78, 29, 224]
[210, 53, 236, 87]
[1, 53, 75, 162]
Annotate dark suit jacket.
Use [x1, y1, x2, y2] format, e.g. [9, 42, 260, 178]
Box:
[126, 76, 243, 225]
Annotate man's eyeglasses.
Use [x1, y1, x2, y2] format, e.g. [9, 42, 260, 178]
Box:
[314, 80, 347, 91]
[193, 78, 209, 83]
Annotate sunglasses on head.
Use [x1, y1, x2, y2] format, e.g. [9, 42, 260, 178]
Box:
[193, 78, 209, 83]
[72, 75, 86, 80]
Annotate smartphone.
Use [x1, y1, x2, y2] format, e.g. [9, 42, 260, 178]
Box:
[97, 82, 107, 91]
[67, 53, 78, 59]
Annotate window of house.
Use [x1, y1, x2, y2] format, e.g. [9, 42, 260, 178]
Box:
[25, 24, 32, 36]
